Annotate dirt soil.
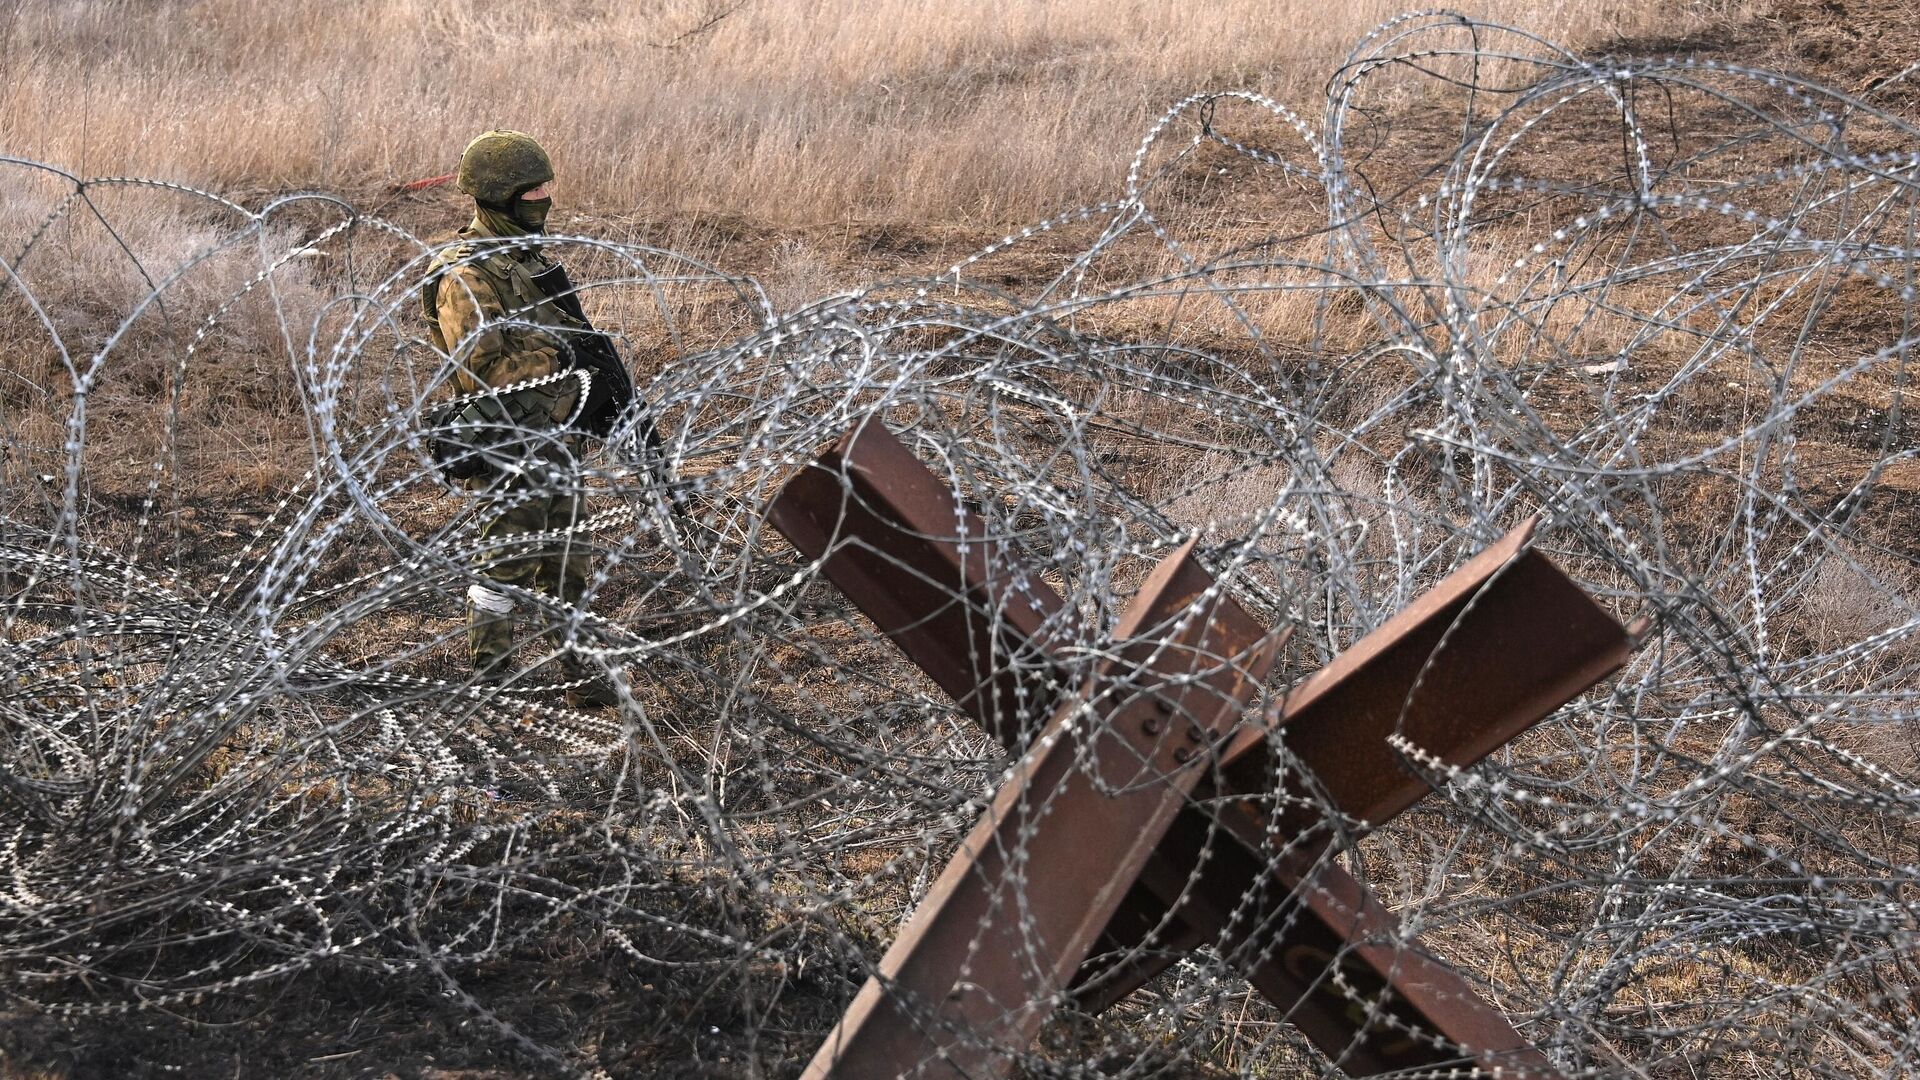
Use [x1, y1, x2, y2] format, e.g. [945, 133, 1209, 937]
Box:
[6, 0, 1920, 1077]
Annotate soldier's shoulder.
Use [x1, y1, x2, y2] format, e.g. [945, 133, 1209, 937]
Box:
[426, 231, 480, 271]
[435, 239, 525, 286]
[429, 242, 520, 304]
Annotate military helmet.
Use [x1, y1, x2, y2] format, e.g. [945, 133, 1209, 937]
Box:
[457, 130, 554, 207]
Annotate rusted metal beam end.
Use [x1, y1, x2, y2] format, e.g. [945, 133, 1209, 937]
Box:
[800, 542, 1279, 1080]
[1234, 813, 1560, 1076]
[1075, 521, 1622, 1077]
[1269, 857, 1562, 1078]
[767, 420, 1067, 749]
[769, 427, 1602, 1078]
[1090, 805, 1561, 1077]
[1219, 517, 1634, 836]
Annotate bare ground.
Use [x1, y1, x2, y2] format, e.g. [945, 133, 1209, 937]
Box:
[6, 0, 1920, 1076]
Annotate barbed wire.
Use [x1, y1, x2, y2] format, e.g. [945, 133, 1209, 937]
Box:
[4, 12, 1918, 1077]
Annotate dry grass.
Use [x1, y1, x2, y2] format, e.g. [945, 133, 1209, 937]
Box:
[0, 0, 1761, 508]
[2, 0, 1744, 225]
[9, 2, 1920, 1077]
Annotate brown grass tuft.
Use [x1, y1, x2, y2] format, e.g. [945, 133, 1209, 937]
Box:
[2, 0, 1746, 225]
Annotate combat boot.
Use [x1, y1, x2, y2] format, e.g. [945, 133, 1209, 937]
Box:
[468, 585, 520, 685]
[561, 655, 621, 710]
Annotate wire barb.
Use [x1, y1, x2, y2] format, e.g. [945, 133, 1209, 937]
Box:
[2, 15, 1917, 1077]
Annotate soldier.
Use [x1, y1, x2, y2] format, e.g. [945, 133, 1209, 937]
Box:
[421, 130, 621, 709]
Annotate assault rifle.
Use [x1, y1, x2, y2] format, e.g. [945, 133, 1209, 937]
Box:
[528, 263, 656, 450]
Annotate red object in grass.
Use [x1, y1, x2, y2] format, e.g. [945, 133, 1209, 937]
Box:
[395, 172, 457, 193]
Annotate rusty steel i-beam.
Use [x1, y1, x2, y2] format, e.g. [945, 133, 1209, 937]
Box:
[769, 420, 1638, 1079]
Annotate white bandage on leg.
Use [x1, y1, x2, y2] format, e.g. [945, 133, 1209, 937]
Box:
[467, 584, 515, 616]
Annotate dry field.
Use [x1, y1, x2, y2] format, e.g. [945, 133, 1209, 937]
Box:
[0, 0, 1787, 500]
[3, 0, 1746, 224]
[4, 0, 1920, 1077]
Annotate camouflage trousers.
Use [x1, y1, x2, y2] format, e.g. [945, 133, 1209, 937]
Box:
[463, 397, 593, 674]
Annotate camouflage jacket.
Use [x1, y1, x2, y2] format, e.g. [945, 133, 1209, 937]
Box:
[422, 218, 582, 420]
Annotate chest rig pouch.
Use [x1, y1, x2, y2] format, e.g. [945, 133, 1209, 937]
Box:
[419, 248, 582, 484]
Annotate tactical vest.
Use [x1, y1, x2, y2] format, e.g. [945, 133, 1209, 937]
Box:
[420, 240, 583, 356]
